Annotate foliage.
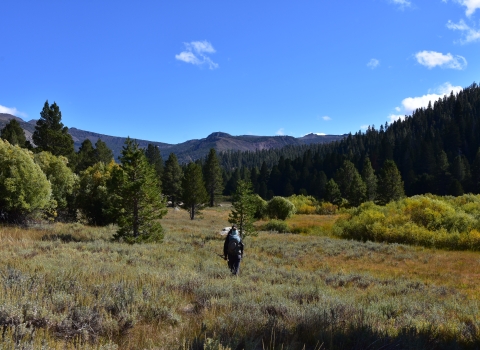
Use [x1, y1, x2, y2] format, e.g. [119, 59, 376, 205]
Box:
[203, 148, 223, 207]
[316, 201, 338, 215]
[262, 219, 289, 233]
[0, 119, 27, 147]
[376, 160, 405, 205]
[0, 140, 52, 222]
[32, 101, 74, 159]
[182, 162, 208, 220]
[145, 143, 163, 182]
[333, 194, 480, 250]
[162, 153, 183, 206]
[111, 138, 167, 243]
[77, 161, 119, 225]
[362, 157, 377, 201]
[335, 160, 367, 207]
[34, 151, 76, 211]
[287, 194, 318, 214]
[228, 180, 257, 237]
[324, 179, 342, 206]
[266, 196, 296, 220]
[252, 194, 267, 219]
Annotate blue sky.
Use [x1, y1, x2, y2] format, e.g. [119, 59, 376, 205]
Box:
[1, 0, 479, 144]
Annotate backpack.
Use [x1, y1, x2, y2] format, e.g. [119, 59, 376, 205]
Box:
[227, 238, 242, 255]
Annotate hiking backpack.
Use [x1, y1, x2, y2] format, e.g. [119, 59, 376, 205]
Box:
[227, 238, 242, 255]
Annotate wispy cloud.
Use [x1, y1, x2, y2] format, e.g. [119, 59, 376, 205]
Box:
[447, 20, 480, 43]
[453, 0, 480, 16]
[360, 125, 369, 130]
[367, 58, 380, 69]
[0, 104, 26, 118]
[388, 114, 407, 124]
[175, 40, 219, 69]
[415, 50, 467, 69]
[390, 0, 412, 9]
[322, 116, 332, 121]
[276, 128, 285, 136]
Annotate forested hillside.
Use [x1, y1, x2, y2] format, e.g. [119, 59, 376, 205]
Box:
[219, 82, 480, 200]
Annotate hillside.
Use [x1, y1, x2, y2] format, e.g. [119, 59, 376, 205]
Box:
[0, 114, 344, 162]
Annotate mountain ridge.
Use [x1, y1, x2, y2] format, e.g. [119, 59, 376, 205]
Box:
[0, 113, 345, 163]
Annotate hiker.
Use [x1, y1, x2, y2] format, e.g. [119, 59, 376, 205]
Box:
[223, 224, 244, 275]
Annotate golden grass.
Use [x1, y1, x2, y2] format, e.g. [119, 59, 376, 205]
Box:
[0, 207, 479, 349]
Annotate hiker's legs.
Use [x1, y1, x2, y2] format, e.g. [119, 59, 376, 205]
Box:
[229, 255, 241, 275]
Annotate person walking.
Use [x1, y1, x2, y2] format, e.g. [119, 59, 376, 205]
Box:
[224, 224, 244, 275]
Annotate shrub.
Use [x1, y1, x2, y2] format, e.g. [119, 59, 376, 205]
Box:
[287, 195, 318, 214]
[262, 220, 289, 233]
[0, 139, 52, 222]
[266, 197, 296, 220]
[316, 202, 338, 215]
[252, 194, 268, 219]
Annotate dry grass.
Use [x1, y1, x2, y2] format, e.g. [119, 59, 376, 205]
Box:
[0, 207, 479, 349]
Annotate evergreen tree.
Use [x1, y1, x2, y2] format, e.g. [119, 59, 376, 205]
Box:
[162, 153, 183, 207]
[362, 157, 377, 201]
[76, 139, 97, 173]
[145, 144, 163, 182]
[95, 139, 114, 164]
[229, 180, 257, 238]
[376, 160, 404, 205]
[111, 138, 166, 243]
[33, 101, 74, 159]
[0, 119, 27, 147]
[335, 160, 366, 207]
[324, 179, 342, 206]
[203, 148, 223, 207]
[182, 162, 208, 219]
[471, 148, 480, 193]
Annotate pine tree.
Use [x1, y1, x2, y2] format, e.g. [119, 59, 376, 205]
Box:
[76, 139, 97, 173]
[325, 179, 342, 206]
[229, 180, 257, 238]
[335, 160, 366, 207]
[362, 157, 377, 201]
[33, 101, 74, 159]
[471, 148, 480, 193]
[95, 139, 114, 164]
[376, 160, 404, 205]
[162, 153, 183, 207]
[182, 162, 208, 219]
[203, 148, 223, 207]
[145, 144, 163, 182]
[111, 138, 166, 243]
[0, 119, 27, 147]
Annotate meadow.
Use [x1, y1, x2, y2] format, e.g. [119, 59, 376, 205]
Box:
[0, 205, 479, 349]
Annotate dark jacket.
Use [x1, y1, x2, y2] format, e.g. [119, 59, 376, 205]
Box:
[224, 230, 244, 258]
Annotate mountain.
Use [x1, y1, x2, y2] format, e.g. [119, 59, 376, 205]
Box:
[0, 114, 345, 163]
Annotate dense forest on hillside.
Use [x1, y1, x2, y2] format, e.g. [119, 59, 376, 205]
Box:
[217, 82, 480, 200]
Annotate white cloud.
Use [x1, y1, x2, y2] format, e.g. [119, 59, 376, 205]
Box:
[454, 0, 480, 16]
[391, 0, 412, 8]
[415, 50, 467, 69]
[367, 58, 380, 69]
[388, 114, 406, 124]
[395, 106, 401, 112]
[322, 116, 332, 121]
[0, 104, 26, 118]
[175, 40, 219, 69]
[447, 19, 480, 43]
[400, 83, 463, 115]
[276, 128, 285, 136]
[360, 125, 369, 130]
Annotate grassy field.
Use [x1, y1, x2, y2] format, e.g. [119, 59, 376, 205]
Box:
[0, 206, 479, 349]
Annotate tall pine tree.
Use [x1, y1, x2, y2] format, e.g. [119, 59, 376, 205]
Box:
[111, 138, 166, 243]
[162, 153, 183, 207]
[203, 148, 223, 206]
[182, 162, 208, 219]
[33, 101, 74, 159]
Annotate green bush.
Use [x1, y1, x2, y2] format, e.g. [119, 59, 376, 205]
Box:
[266, 197, 296, 220]
[262, 220, 289, 233]
[316, 202, 338, 215]
[287, 195, 318, 214]
[333, 194, 480, 251]
[0, 139, 52, 222]
[252, 194, 268, 219]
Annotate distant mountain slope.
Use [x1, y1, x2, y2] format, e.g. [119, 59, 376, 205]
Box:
[0, 114, 345, 162]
